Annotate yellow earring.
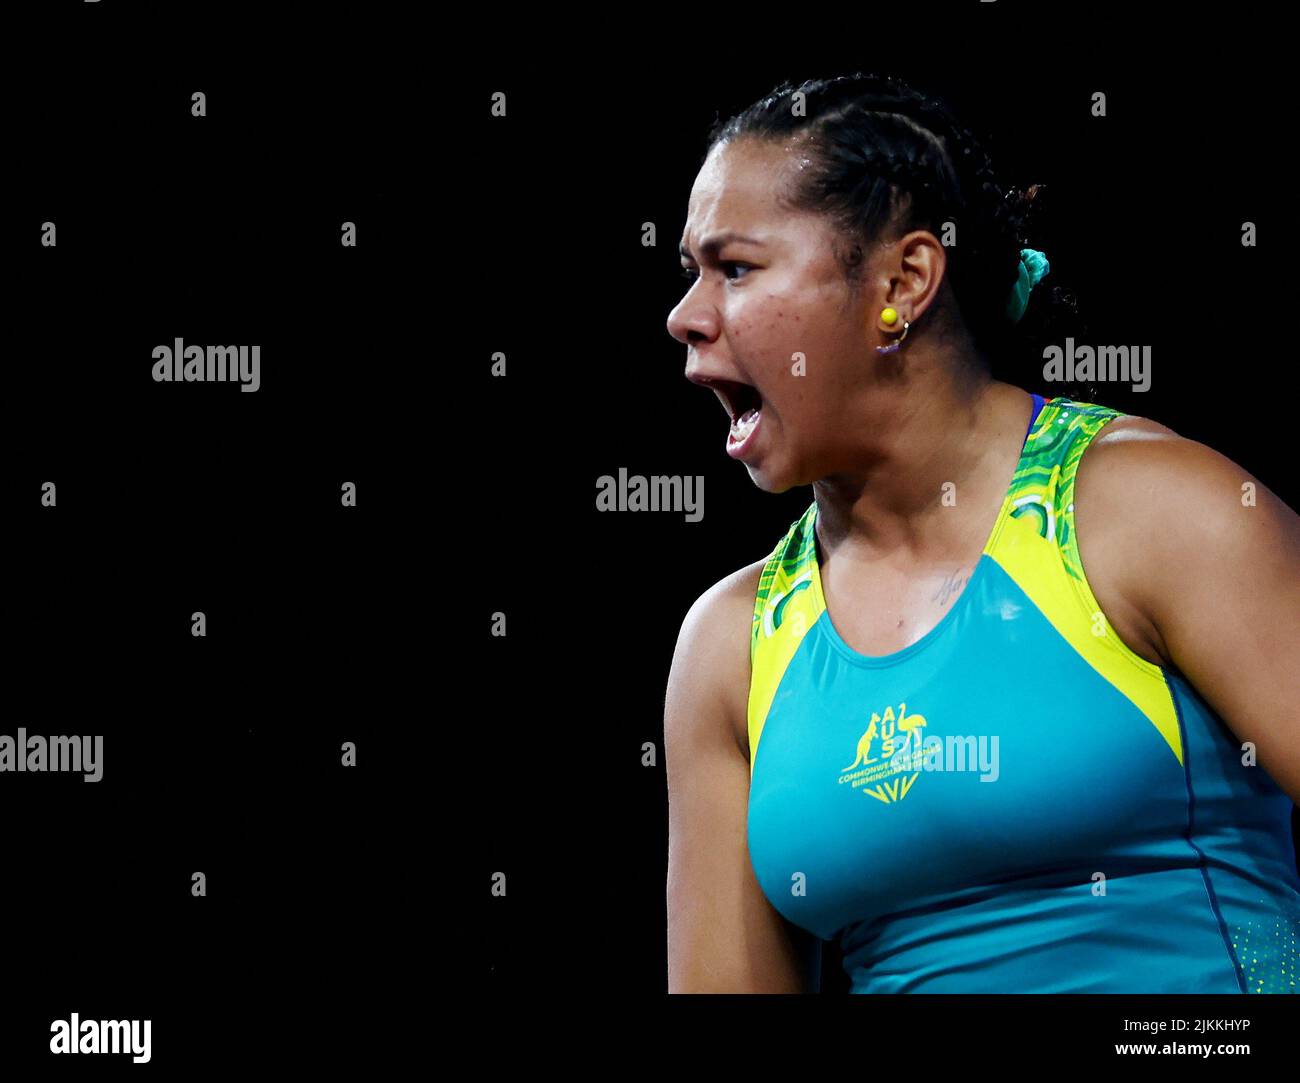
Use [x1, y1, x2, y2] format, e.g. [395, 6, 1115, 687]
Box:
[876, 308, 910, 355]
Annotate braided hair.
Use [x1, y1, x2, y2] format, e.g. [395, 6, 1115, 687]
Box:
[705, 73, 1095, 401]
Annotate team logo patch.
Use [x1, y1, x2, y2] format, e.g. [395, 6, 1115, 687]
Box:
[837, 701, 928, 804]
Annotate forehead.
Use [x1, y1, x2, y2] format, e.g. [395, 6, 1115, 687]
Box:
[682, 138, 809, 240]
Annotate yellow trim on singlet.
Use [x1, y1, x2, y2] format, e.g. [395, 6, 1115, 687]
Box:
[746, 396, 1186, 777]
[986, 506, 1183, 766]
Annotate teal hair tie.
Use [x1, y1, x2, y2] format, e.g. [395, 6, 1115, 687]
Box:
[1005, 247, 1050, 323]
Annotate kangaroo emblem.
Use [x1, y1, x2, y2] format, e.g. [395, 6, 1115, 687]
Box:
[842, 703, 927, 771]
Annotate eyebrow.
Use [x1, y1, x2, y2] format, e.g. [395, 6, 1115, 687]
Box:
[678, 231, 767, 260]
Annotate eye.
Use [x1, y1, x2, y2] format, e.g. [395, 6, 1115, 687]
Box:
[679, 262, 751, 283]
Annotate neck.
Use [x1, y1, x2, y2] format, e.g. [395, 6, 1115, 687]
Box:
[812, 371, 1032, 565]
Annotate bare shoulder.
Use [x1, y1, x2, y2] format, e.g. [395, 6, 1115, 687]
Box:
[1080, 410, 1261, 505]
[1074, 410, 1275, 666]
[1075, 412, 1193, 517]
[1087, 412, 1181, 450]
[668, 555, 768, 759]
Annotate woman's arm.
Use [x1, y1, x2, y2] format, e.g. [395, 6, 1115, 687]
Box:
[665, 567, 822, 993]
[1075, 417, 1300, 803]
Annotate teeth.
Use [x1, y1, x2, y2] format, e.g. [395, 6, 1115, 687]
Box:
[729, 406, 760, 442]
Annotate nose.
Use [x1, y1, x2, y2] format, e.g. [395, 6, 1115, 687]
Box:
[666, 285, 718, 348]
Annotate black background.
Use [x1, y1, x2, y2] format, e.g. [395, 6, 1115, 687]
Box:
[3, 0, 1295, 1072]
[5, 3, 424, 1073]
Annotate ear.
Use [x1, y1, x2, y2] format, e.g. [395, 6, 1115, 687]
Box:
[882, 229, 948, 324]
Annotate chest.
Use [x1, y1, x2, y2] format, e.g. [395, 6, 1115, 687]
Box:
[745, 565, 1192, 939]
[818, 534, 1163, 667]
[818, 558, 978, 657]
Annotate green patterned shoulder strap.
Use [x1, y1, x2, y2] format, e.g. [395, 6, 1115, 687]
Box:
[1002, 396, 1127, 584]
[751, 501, 819, 664]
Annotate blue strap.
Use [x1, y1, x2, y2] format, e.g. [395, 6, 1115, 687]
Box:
[1024, 392, 1046, 444]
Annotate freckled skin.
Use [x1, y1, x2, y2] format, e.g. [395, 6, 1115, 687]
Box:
[667, 135, 999, 511]
[668, 137, 904, 493]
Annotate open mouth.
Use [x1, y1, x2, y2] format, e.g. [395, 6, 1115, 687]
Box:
[710, 378, 762, 430]
[688, 374, 764, 456]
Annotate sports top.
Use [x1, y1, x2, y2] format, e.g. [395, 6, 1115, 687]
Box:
[746, 393, 1300, 992]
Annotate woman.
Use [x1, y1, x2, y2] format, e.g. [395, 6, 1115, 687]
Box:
[663, 73, 1300, 993]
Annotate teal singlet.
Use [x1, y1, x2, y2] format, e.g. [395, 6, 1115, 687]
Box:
[746, 394, 1300, 993]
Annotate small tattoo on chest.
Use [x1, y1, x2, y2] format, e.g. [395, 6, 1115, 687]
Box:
[931, 567, 971, 607]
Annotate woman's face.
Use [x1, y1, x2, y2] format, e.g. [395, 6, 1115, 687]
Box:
[667, 136, 891, 493]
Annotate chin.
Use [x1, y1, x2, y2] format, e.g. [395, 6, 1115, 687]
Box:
[746, 464, 799, 495]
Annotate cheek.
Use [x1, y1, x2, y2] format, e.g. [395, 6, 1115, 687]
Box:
[730, 289, 849, 417]
[729, 293, 805, 358]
